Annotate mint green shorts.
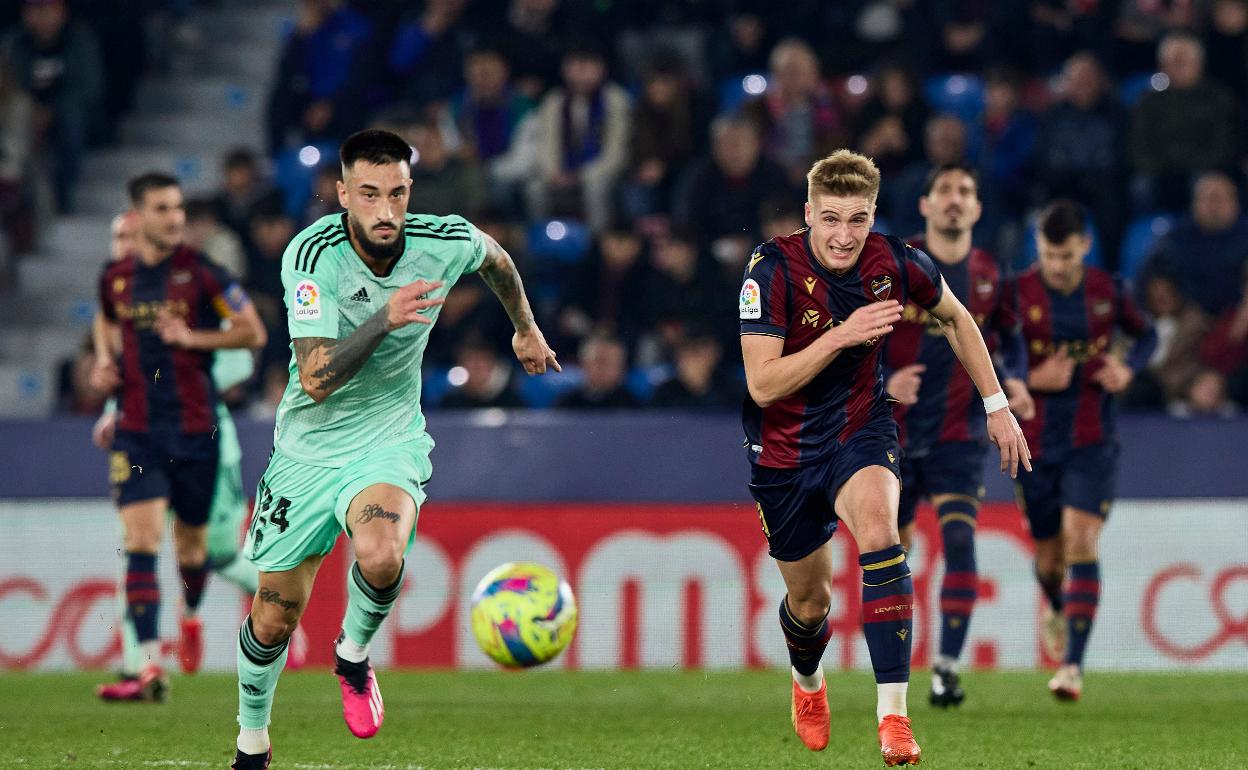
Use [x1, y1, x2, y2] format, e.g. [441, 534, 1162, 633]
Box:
[205, 458, 248, 563]
[244, 437, 432, 572]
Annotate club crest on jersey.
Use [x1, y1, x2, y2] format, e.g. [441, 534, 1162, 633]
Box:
[976, 278, 994, 297]
[1093, 300, 1113, 317]
[293, 280, 321, 321]
[870, 275, 893, 301]
[739, 278, 762, 319]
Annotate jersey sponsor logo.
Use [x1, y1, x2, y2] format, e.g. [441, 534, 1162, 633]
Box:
[747, 251, 766, 273]
[739, 279, 762, 319]
[804, 276, 817, 294]
[348, 287, 371, 303]
[1093, 300, 1112, 317]
[293, 280, 321, 321]
[801, 309, 821, 327]
[172, 270, 192, 285]
[870, 275, 893, 301]
[976, 278, 994, 297]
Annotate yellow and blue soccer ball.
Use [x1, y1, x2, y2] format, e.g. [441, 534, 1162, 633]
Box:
[470, 562, 578, 668]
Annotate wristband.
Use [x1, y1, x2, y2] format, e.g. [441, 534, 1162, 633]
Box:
[983, 391, 1008, 414]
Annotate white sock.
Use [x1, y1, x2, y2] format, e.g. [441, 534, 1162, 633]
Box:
[876, 682, 908, 722]
[237, 727, 270, 755]
[335, 633, 369, 663]
[792, 665, 824, 693]
[140, 640, 161, 667]
[934, 654, 958, 673]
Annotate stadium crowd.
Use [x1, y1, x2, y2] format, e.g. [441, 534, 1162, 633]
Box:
[2, 0, 1247, 417]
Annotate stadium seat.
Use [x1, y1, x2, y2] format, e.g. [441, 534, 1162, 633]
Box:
[1017, 214, 1105, 271]
[274, 142, 338, 218]
[718, 72, 767, 114]
[526, 219, 592, 264]
[923, 74, 985, 122]
[420, 366, 453, 408]
[1118, 72, 1157, 107]
[1118, 213, 1177, 282]
[517, 365, 585, 408]
[626, 365, 673, 403]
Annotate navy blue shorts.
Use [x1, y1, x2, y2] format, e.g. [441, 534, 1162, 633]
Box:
[110, 430, 220, 526]
[1015, 442, 1118, 541]
[897, 441, 987, 528]
[748, 430, 902, 562]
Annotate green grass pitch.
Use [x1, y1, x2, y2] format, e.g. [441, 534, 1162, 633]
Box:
[2, 670, 1245, 769]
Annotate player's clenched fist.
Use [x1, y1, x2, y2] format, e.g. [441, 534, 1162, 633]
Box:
[829, 300, 903, 348]
[386, 280, 446, 329]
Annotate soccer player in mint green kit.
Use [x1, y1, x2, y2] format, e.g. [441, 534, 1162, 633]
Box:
[230, 129, 559, 770]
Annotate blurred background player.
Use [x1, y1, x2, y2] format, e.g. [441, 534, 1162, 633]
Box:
[883, 162, 1034, 707]
[91, 173, 267, 702]
[739, 150, 1030, 766]
[230, 130, 558, 770]
[1015, 200, 1155, 701]
[93, 212, 306, 701]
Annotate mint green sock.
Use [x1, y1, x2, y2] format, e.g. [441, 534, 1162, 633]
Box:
[236, 617, 289, 730]
[341, 561, 404, 649]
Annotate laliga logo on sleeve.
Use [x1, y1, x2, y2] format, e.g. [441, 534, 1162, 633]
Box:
[740, 279, 762, 320]
[293, 280, 321, 320]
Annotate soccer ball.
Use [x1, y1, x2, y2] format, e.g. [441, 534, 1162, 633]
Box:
[470, 562, 577, 668]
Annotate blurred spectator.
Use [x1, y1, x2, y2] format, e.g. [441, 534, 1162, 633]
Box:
[1, 0, 104, 213]
[479, 0, 574, 98]
[556, 221, 648, 353]
[1143, 172, 1248, 317]
[853, 62, 930, 176]
[674, 115, 792, 260]
[56, 332, 106, 414]
[1204, 0, 1248, 95]
[247, 362, 289, 421]
[1171, 369, 1241, 418]
[267, 0, 374, 153]
[1199, 264, 1248, 407]
[302, 163, 341, 227]
[404, 116, 487, 217]
[244, 205, 297, 375]
[1024, 0, 1113, 73]
[1129, 32, 1239, 213]
[439, 335, 525, 409]
[388, 0, 471, 109]
[645, 228, 728, 344]
[212, 148, 284, 251]
[975, 68, 1038, 259]
[1033, 52, 1127, 265]
[649, 330, 739, 411]
[618, 53, 707, 220]
[759, 197, 804, 241]
[451, 48, 536, 165]
[886, 114, 969, 238]
[1123, 274, 1211, 410]
[931, 0, 990, 71]
[739, 38, 844, 187]
[184, 198, 246, 279]
[709, 13, 772, 83]
[1112, 0, 1200, 73]
[527, 43, 631, 232]
[554, 333, 639, 409]
[0, 59, 34, 259]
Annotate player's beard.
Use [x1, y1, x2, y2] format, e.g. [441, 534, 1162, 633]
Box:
[348, 215, 405, 263]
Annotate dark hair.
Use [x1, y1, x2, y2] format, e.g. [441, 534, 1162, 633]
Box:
[184, 197, 217, 222]
[127, 172, 180, 205]
[339, 129, 412, 170]
[922, 162, 979, 197]
[223, 147, 258, 171]
[1037, 199, 1088, 244]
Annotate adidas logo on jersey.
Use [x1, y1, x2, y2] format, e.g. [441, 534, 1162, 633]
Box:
[349, 287, 371, 303]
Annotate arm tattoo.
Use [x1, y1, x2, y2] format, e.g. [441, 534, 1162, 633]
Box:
[293, 308, 390, 400]
[478, 236, 534, 333]
[258, 588, 299, 611]
[358, 503, 401, 525]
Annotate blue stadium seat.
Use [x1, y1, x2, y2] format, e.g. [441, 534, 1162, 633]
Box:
[420, 366, 452, 408]
[1119, 213, 1178, 281]
[718, 72, 767, 114]
[1118, 72, 1157, 107]
[626, 365, 672, 403]
[274, 142, 338, 218]
[1017, 215, 1105, 271]
[923, 74, 985, 122]
[526, 219, 592, 264]
[517, 365, 585, 408]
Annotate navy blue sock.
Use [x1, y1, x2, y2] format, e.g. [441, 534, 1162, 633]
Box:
[778, 596, 831, 676]
[125, 552, 160, 643]
[860, 544, 914, 684]
[179, 561, 210, 612]
[937, 500, 978, 663]
[1063, 561, 1100, 667]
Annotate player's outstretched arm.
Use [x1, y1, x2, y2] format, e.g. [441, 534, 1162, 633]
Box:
[928, 281, 1032, 477]
[294, 279, 445, 403]
[477, 232, 560, 375]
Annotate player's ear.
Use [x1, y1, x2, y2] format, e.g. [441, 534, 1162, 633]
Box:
[803, 200, 812, 227]
[336, 179, 349, 209]
[918, 194, 930, 219]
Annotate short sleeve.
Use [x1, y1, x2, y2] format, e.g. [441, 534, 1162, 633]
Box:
[739, 243, 788, 338]
[281, 233, 341, 339]
[456, 216, 488, 277]
[198, 260, 250, 321]
[902, 244, 944, 310]
[97, 265, 116, 321]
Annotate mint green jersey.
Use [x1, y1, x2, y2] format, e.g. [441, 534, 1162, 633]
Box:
[273, 212, 487, 467]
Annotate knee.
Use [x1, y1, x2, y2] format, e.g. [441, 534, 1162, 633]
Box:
[124, 529, 161, 554]
[1062, 530, 1098, 562]
[354, 543, 404, 587]
[1033, 542, 1063, 578]
[854, 512, 899, 554]
[250, 608, 297, 646]
[786, 592, 832, 626]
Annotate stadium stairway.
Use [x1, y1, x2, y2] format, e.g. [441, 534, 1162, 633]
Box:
[0, 0, 294, 417]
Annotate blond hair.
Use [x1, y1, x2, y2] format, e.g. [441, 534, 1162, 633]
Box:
[807, 150, 881, 203]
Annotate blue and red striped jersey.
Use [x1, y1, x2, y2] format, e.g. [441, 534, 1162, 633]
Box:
[1015, 265, 1150, 459]
[884, 238, 1021, 455]
[740, 230, 944, 469]
[98, 246, 248, 435]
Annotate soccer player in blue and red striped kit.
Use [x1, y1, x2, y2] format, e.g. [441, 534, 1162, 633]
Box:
[740, 150, 1031, 766]
[92, 172, 266, 700]
[1015, 200, 1154, 701]
[883, 163, 1034, 708]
